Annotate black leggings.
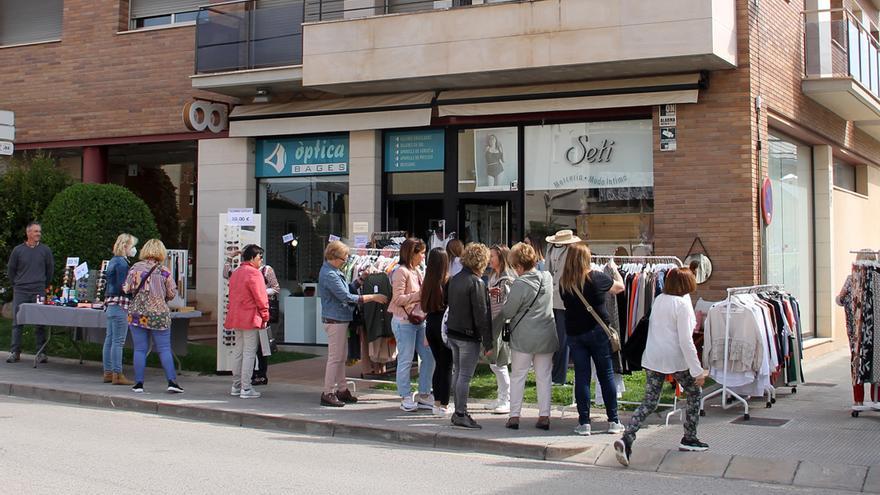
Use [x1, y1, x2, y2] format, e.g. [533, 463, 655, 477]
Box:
[425, 311, 453, 405]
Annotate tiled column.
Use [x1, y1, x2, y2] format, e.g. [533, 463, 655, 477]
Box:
[348, 130, 382, 241]
[813, 144, 834, 339]
[196, 137, 255, 317]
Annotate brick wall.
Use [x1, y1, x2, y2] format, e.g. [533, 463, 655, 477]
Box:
[0, 0, 231, 145]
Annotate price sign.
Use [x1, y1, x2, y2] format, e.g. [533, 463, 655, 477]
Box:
[282, 233, 295, 244]
[66, 257, 80, 267]
[227, 208, 254, 226]
[74, 262, 89, 280]
[328, 234, 340, 243]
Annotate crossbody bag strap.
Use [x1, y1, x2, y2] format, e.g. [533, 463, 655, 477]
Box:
[511, 279, 543, 333]
[573, 285, 615, 338]
[132, 264, 159, 299]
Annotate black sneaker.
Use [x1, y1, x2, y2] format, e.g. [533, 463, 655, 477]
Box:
[451, 413, 482, 429]
[679, 437, 709, 452]
[613, 437, 632, 466]
[167, 381, 184, 394]
[132, 382, 144, 393]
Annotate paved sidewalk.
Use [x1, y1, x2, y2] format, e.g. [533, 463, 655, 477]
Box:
[0, 348, 876, 492]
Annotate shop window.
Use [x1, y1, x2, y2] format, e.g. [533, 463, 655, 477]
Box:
[129, 0, 201, 29]
[767, 133, 815, 338]
[523, 120, 654, 255]
[0, 0, 63, 46]
[457, 127, 519, 193]
[260, 177, 348, 293]
[834, 160, 867, 195]
[388, 171, 444, 195]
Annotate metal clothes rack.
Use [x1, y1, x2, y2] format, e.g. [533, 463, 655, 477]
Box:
[699, 284, 784, 421]
[559, 254, 685, 426]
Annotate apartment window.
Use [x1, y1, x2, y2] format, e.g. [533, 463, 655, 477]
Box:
[129, 0, 202, 29]
[834, 160, 868, 195]
[0, 0, 63, 46]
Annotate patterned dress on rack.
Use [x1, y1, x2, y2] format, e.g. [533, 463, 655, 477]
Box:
[873, 271, 880, 384]
[859, 268, 875, 383]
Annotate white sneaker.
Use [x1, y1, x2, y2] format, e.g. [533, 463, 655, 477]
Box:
[574, 423, 592, 436]
[433, 405, 452, 417]
[416, 393, 435, 410]
[230, 385, 241, 396]
[492, 401, 511, 415]
[608, 421, 625, 434]
[240, 388, 261, 399]
[485, 399, 500, 410]
[400, 396, 419, 412]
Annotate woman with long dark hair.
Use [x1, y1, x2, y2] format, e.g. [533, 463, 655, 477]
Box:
[421, 247, 453, 416]
[560, 243, 625, 436]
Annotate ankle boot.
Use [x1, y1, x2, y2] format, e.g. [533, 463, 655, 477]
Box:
[535, 416, 550, 430]
[103, 371, 113, 383]
[336, 389, 358, 404]
[112, 372, 134, 386]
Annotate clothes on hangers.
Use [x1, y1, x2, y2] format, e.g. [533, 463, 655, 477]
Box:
[841, 262, 880, 388]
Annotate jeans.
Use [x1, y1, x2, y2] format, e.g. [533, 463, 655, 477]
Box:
[568, 329, 618, 425]
[102, 305, 128, 373]
[625, 370, 702, 444]
[448, 338, 481, 415]
[425, 312, 453, 405]
[231, 330, 260, 392]
[551, 309, 569, 384]
[10, 290, 46, 354]
[130, 326, 177, 384]
[391, 319, 435, 398]
[509, 350, 553, 418]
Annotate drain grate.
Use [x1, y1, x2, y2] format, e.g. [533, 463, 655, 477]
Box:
[803, 382, 838, 387]
[730, 417, 790, 427]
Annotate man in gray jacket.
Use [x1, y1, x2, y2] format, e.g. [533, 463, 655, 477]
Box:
[6, 222, 54, 363]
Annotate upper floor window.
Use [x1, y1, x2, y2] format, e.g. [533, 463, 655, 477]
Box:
[0, 0, 63, 47]
[129, 0, 201, 29]
[833, 160, 868, 195]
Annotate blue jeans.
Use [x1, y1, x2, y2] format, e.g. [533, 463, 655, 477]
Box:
[103, 305, 129, 373]
[130, 325, 177, 384]
[391, 319, 435, 398]
[551, 309, 569, 384]
[568, 329, 619, 425]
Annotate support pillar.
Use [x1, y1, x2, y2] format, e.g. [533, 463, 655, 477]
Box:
[82, 146, 108, 183]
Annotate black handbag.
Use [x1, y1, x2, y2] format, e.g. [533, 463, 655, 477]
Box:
[268, 297, 280, 324]
[502, 279, 543, 342]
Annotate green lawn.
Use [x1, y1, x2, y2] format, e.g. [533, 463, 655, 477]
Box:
[0, 317, 313, 374]
[373, 362, 691, 410]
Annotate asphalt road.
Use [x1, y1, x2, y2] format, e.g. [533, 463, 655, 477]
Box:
[0, 396, 853, 495]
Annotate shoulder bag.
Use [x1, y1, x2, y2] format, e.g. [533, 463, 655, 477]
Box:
[573, 285, 621, 353]
[129, 264, 171, 330]
[402, 268, 425, 325]
[502, 279, 543, 342]
[260, 265, 280, 324]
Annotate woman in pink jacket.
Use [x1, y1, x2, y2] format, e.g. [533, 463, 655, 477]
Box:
[224, 244, 270, 399]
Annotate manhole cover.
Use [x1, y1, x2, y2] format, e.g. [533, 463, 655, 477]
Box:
[730, 417, 790, 427]
[803, 382, 837, 387]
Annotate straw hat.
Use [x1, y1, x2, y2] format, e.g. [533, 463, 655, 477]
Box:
[545, 229, 581, 245]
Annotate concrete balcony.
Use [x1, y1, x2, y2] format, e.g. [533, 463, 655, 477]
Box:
[301, 0, 737, 94]
[802, 9, 880, 142]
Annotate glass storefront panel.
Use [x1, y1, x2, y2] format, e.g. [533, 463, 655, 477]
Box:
[523, 121, 654, 255]
[388, 171, 444, 194]
[260, 177, 348, 293]
[766, 133, 814, 337]
[457, 127, 519, 192]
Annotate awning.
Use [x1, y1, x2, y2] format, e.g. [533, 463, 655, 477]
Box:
[229, 92, 434, 137]
[436, 74, 702, 117]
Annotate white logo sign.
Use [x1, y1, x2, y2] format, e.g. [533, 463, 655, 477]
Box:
[183, 100, 228, 133]
[525, 120, 653, 191]
[265, 143, 286, 174]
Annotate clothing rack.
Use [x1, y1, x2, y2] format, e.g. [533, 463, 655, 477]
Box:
[559, 254, 685, 426]
[699, 284, 785, 421]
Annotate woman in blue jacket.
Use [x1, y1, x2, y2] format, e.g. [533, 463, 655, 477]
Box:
[102, 233, 138, 385]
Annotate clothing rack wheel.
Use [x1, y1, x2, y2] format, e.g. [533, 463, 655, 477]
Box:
[743, 413, 750, 420]
[791, 387, 797, 394]
[771, 397, 777, 404]
[699, 409, 706, 417]
[765, 401, 772, 409]
[852, 410, 860, 418]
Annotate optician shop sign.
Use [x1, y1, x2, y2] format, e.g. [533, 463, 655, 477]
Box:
[524, 120, 653, 190]
[256, 135, 349, 178]
[384, 129, 445, 172]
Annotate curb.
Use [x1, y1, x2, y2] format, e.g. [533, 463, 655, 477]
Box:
[4, 381, 878, 493]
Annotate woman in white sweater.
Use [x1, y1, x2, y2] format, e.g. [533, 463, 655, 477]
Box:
[614, 267, 709, 466]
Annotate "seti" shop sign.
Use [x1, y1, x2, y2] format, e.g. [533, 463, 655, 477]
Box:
[256, 135, 349, 178]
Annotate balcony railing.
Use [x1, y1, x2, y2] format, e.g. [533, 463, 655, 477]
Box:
[804, 8, 880, 98]
[195, 0, 305, 74]
[302, 0, 527, 22]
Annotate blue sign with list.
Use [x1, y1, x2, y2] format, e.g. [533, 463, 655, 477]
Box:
[256, 135, 349, 178]
[384, 129, 445, 173]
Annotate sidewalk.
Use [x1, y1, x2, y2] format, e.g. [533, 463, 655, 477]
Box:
[1, 348, 877, 493]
